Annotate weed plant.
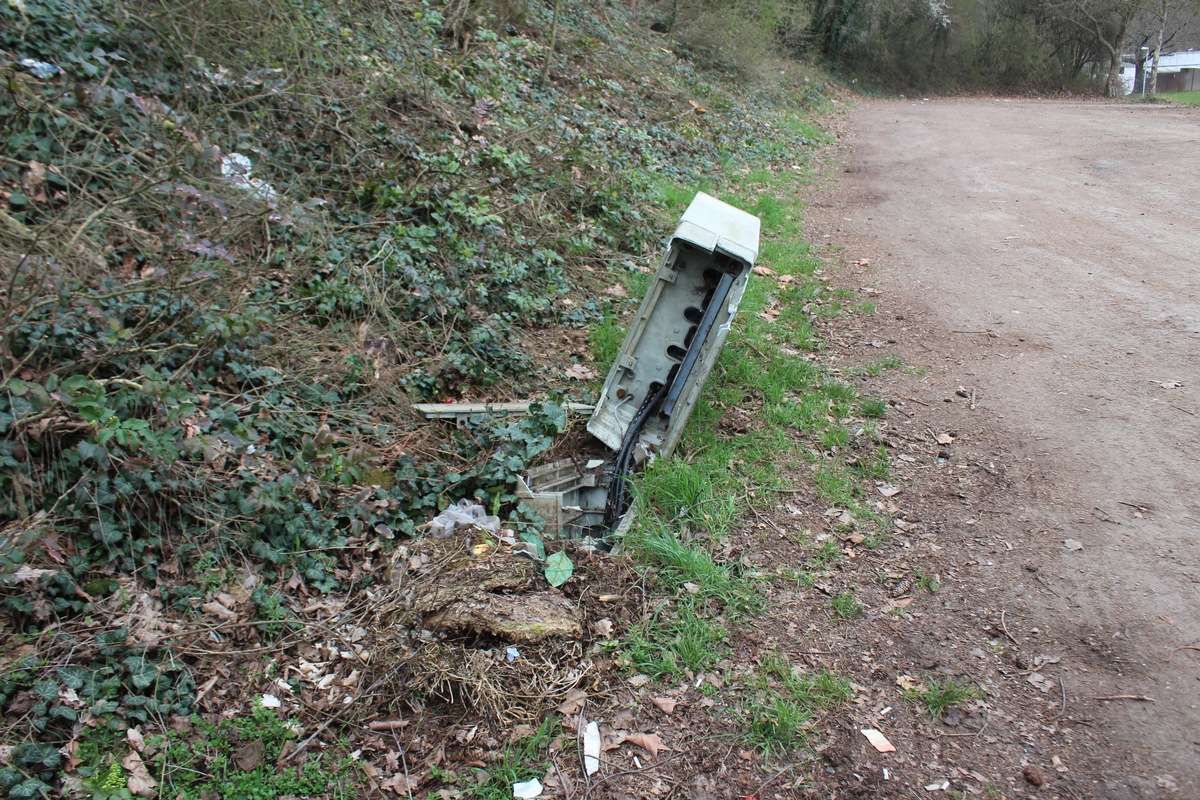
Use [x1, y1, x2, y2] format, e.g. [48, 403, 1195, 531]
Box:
[614, 597, 729, 678]
[904, 678, 981, 721]
[740, 654, 851, 757]
[473, 717, 557, 800]
[829, 590, 862, 619]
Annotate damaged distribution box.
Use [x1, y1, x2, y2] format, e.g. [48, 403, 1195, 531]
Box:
[515, 459, 610, 538]
[588, 191, 760, 462]
[524, 192, 761, 535]
[418, 193, 760, 537]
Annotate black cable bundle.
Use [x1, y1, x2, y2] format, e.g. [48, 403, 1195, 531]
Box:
[601, 371, 675, 529]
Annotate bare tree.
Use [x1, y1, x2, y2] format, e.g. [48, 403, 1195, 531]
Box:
[1049, 0, 1143, 95]
[1128, 0, 1200, 95]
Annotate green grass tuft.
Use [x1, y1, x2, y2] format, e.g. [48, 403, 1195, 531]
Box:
[858, 397, 888, 419]
[614, 598, 729, 678]
[740, 654, 852, 756]
[829, 590, 862, 619]
[904, 679, 981, 721]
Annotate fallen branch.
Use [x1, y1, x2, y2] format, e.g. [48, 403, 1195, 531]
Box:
[1094, 695, 1154, 702]
[367, 719, 409, 732]
[285, 676, 388, 762]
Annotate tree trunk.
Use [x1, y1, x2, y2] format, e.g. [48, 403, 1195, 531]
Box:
[1101, 16, 1130, 97]
[1148, 0, 1167, 97]
[539, 0, 565, 87]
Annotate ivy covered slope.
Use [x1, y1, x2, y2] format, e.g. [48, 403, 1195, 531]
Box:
[0, 0, 833, 795]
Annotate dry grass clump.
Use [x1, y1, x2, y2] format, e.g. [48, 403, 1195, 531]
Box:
[368, 533, 593, 724]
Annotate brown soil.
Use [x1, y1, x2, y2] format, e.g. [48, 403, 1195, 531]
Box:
[794, 97, 1200, 798]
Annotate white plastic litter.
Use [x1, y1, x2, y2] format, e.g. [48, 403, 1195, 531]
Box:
[512, 778, 543, 798]
[583, 721, 601, 775]
[20, 58, 60, 79]
[429, 499, 501, 539]
[220, 153, 279, 203]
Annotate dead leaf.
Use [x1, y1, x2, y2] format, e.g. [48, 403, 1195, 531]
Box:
[564, 364, 598, 381]
[936, 433, 955, 445]
[194, 675, 219, 706]
[651, 697, 677, 715]
[233, 740, 264, 771]
[896, 674, 919, 691]
[200, 600, 237, 622]
[367, 719, 409, 732]
[592, 618, 614, 638]
[860, 728, 896, 753]
[688, 99, 707, 114]
[622, 732, 668, 757]
[628, 674, 651, 687]
[381, 772, 426, 794]
[602, 284, 628, 298]
[556, 688, 588, 716]
[752, 265, 778, 277]
[877, 485, 901, 498]
[122, 751, 158, 798]
[126, 728, 145, 753]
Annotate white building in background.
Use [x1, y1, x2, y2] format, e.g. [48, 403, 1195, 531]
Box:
[1119, 61, 1137, 95]
[1154, 50, 1200, 92]
[1122, 49, 1200, 95]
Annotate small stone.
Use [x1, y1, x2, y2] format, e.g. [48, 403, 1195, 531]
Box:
[1023, 764, 1046, 787]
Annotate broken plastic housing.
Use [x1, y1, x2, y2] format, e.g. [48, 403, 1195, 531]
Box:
[424, 193, 761, 539]
[587, 191, 760, 463]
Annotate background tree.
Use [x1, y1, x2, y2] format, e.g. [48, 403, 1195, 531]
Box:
[1127, 0, 1200, 95]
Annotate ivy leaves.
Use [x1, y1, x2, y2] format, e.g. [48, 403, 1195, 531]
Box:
[544, 550, 574, 588]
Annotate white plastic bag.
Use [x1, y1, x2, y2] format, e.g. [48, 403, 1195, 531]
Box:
[429, 499, 500, 539]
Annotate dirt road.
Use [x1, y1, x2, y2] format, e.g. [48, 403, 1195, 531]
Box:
[823, 98, 1200, 795]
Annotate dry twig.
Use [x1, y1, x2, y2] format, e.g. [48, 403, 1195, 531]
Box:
[999, 610, 1019, 645]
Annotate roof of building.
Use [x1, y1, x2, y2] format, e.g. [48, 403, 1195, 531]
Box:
[1155, 50, 1200, 69]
